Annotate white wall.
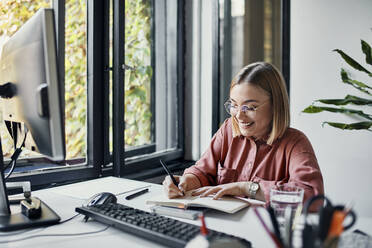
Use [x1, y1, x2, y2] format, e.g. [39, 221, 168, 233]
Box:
[291, 0, 372, 217]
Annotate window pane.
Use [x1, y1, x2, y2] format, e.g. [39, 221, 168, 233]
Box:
[111, 0, 181, 161]
[219, 0, 282, 123]
[65, 0, 87, 160]
[124, 0, 153, 148]
[0, 0, 51, 158]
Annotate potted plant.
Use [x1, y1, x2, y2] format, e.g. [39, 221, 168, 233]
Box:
[302, 39, 372, 131]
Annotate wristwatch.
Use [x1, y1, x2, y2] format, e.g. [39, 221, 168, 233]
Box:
[248, 182, 259, 199]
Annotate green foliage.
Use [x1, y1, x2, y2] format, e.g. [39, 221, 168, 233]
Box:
[322, 121, 372, 130]
[124, 0, 152, 147]
[303, 39, 372, 131]
[64, 0, 87, 159]
[0, 0, 153, 160]
[0, 0, 50, 37]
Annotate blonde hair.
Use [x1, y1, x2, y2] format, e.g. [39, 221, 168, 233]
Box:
[230, 62, 290, 145]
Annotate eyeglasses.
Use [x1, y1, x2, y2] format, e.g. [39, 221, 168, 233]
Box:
[224, 100, 270, 116]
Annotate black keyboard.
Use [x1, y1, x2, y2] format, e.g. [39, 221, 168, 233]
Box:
[76, 203, 251, 248]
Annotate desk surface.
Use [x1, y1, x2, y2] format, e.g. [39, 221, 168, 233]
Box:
[1, 177, 371, 248]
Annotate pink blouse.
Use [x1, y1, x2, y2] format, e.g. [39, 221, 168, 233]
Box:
[183, 118, 324, 207]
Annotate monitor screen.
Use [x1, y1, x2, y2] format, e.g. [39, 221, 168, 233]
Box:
[0, 8, 65, 161]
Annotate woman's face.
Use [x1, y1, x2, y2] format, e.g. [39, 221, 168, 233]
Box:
[229, 83, 272, 139]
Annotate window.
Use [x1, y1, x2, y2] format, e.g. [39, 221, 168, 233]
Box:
[218, 0, 288, 126]
[109, 0, 184, 176]
[0, 0, 185, 187]
[108, 0, 155, 158]
[124, 0, 153, 148]
[65, 0, 87, 160]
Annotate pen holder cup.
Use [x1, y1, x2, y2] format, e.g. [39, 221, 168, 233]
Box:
[302, 195, 357, 248]
[332, 205, 356, 231]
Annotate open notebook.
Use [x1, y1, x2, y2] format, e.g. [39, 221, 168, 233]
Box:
[146, 192, 264, 214]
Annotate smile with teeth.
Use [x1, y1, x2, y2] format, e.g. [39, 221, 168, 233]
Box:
[239, 122, 254, 128]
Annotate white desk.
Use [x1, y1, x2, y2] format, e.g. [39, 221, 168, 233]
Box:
[1, 177, 371, 248]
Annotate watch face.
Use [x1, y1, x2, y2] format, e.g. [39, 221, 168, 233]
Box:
[251, 183, 259, 191]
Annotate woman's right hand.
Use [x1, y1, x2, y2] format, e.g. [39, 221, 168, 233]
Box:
[162, 174, 201, 199]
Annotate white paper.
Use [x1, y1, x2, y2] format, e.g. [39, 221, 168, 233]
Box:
[49, 176, 150, 200]
[146, 192, 251, 214]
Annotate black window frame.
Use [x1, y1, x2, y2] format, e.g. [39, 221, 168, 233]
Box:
[110, 0, 186, 177]
[4, 0, 289, 189]
[4, 0, 186, 189]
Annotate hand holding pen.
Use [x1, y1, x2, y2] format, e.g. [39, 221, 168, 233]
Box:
[160, 160, 184, 198]
[161, 160, 202, 198]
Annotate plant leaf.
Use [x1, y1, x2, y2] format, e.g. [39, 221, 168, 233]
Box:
[302, 105, 372, 120]
[361, 40, 372, 65]
[341, 69, 372, 95]
[302, 105, 324, 113]
[322, 121, 372, 130]
[334, 49, 371, 75]
[315, 95, 372, 106]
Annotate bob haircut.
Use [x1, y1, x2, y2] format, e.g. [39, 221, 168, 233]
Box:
[230, 62, 290, 145]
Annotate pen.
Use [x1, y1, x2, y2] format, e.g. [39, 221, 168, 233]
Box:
[160, 159, 179, 187]
[125, 188, 149, 200]
[253, 207, 283, 248]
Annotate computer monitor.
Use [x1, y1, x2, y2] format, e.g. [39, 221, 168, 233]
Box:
[0, 8, 65, 161]
[0, 8, 64, 231]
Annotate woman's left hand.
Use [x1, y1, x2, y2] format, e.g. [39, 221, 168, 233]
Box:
[191, 182, 249, 200]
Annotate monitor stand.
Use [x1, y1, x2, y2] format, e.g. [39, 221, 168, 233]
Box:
[0, 138, 60, 232]
[0, 199, 61, 231]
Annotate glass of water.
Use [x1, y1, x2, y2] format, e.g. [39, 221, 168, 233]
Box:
[270, 185, 304, 227]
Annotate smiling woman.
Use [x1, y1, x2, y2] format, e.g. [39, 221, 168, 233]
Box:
[228, 62, 289, 145]
[163, 62, 324, 211]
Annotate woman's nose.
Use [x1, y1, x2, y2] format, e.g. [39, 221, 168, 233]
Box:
[236, 107, 245, 119]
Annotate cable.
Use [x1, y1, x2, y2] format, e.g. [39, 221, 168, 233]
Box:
[0, 226, 110, 244]
[58, 213, 81, 224]
[4, 159, 17, 180]
[4, 127, 27, 180]
[0, 227, 46, 237]
[3, 157, 14, 171]
[0, 213, 81, 237]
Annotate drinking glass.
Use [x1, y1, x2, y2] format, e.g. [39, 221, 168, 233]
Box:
[270, 185, 304, 227]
